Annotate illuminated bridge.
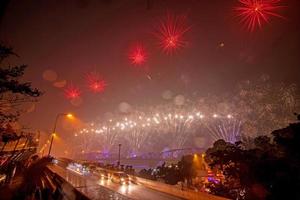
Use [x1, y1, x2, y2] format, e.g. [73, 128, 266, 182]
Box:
[76, 147, 205, 169]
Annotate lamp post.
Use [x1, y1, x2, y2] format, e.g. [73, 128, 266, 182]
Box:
[48, 113, 73, 156]
[117, 143, 121, 166]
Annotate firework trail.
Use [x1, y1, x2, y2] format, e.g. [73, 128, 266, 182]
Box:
[74, 126, 99, 153]
[202, 114, 242, 143]
[74, 102, 242, 156]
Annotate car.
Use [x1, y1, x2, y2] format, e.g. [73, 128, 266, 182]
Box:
[98, 169, 110, 180]
[111, 172, 130, 185]
[67, 162, 90, 175]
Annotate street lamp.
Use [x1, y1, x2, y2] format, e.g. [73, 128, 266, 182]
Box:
[117, 144, 121, 166]
[48, 113, 73, 156]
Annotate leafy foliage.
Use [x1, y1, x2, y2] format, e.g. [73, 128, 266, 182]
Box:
[139, 155, 201, 187]
[178, 155, 197, 186]
[0, 44, 42, 140]
[205, 114, 300, 199]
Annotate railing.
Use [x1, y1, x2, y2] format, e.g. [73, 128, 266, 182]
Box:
[57, 158, 228, 200]
[135, 176, 230, 200]
[43, 167, 90, 200]
[46, 164, 132, 200]
[0, 138, 38, 173]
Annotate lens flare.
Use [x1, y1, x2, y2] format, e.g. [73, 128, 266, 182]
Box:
[155, 13, 190, 54]
[129, 44, 147, 66]
[64, 84, 81, 99]
[234, 0, 285, 32]
[86, 72, 107, 93]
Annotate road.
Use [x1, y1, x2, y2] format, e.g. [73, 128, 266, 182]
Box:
[48, 164, 185, 200]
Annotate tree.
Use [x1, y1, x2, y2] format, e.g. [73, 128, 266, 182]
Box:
[0, 44, 42, 140]
[178, 155, 197, 187]
[205, 114, 300, 200]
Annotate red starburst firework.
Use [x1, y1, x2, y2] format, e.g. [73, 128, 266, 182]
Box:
[129, 45, 147, 66]
[64, 84, 81, 99]
[86, 72, 107, 93]
[155, 13, 190, 54]
[235, 0, 285, 32]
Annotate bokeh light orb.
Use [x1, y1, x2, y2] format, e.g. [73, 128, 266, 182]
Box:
[174, 94, 185, 106]
[162, 90, 173, 100]
[26, 103, 36, 113]
[53, 80, 67, 88]
[194, 137, 206, 148]
[118, 102, 132, 113]
[70, 97, 83, 106]
[42, 69, 58, 82]
[104, 112, 114, 120]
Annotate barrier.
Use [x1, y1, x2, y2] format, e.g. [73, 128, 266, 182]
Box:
[135, 177, 230, 200]
[44, 167, 90, 200]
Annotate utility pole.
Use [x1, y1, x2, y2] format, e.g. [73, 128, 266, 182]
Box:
[48, 113, 73, 156]
[117, 144, 121, 166]
[48, 114, 60, 156]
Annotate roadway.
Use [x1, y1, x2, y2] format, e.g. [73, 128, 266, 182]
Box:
[48, 164, 185, 200]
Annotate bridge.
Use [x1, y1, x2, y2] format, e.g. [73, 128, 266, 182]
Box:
[75, 147, 205, 169]
[44, 158, 228, 200]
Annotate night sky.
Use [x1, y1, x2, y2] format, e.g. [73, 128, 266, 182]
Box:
[1, 0, 300, 139]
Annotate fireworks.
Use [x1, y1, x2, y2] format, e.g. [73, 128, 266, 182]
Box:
[234, 75, 299, 139]
[72, 103, 241, 156]
[97, 122, 119, 153]
[203, 115, 242, 143]
[235, 0, 285, 32]
[68, 77, 300, 155]
[64, 84, 81, 99]
[86, 72, 107, 93]
[155, 13, 190, 54]
[129, 44, 147, 66]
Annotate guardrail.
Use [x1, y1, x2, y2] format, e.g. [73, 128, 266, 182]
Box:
[135, 176, 230, 200]
[47, 164, 132, 200]
[44, 167, 90, 200]
[55, 158, 229, 200]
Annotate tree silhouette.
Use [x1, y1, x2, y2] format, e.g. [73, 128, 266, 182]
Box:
[205, 114, 300, 200]
[0, 44, 42, 140]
